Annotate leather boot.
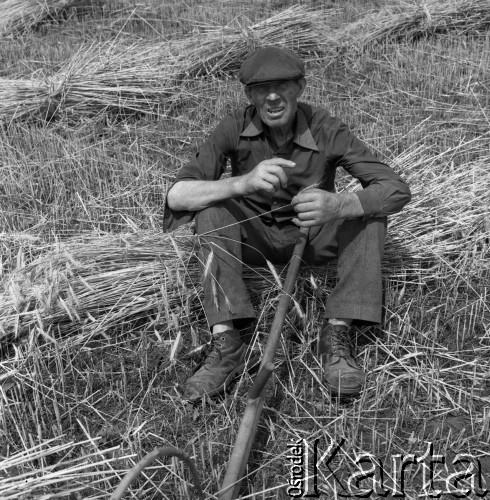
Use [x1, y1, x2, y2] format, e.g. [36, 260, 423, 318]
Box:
[318, 323, 365, 396]
[184, 329, 247, 401]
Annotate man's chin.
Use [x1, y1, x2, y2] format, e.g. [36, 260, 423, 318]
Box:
[261, 114, 293, 130]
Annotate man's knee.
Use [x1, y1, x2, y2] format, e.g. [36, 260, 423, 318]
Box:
[340, 216, 387, 242]
[195, 201, 238, 235]
[304, 216, 387, 265]
[366, 216, 387, 232]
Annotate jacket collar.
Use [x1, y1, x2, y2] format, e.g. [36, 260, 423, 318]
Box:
[240, 105, 319, 152]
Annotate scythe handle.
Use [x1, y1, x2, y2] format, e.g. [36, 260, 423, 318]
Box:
[218, 226, 310, 500]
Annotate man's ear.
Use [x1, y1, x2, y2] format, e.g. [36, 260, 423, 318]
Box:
[297, 77, 307, 97]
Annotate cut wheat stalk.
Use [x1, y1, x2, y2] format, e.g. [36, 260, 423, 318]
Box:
[0, 6, 324, 122]
[0, 436, 135, 499]
[341, 0, 490, 50]
[2, 2, 488, 122]
[0, 0, 85, 36]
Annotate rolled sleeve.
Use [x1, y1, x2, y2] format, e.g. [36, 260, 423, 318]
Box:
[330, 123, 411, 218]
[163, 113, 239, 232]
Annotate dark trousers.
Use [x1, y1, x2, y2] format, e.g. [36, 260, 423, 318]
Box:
[195, 199, 387, 328]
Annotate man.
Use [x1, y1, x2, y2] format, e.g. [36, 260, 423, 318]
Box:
[165, 46, 411, 401]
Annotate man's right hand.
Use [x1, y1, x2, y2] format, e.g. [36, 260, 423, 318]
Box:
[237, 158, 295, 196]
[167, 158, 295, 212]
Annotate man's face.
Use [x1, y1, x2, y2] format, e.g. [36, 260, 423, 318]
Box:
[245, 78, 306, 131]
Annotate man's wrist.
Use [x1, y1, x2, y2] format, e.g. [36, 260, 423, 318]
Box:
[338, 192, 365, 219]
[231, 175, 246, 197]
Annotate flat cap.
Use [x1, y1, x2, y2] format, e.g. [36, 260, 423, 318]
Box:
[239, 46, 305, 86]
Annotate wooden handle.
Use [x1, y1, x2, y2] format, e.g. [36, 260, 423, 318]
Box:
[248, 362, 275, 400]
[218, 226, 310, 500]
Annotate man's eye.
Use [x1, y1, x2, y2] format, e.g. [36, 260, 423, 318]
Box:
[253, 81, 291, 95]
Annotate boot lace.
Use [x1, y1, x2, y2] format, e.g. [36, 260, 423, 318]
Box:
[330, 327, 353, 358]
[203, 337, 225, 366]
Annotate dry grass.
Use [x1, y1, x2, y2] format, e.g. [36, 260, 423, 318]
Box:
[0, 0, 86, 36]
[0, 0, 489, 498]
[0, 143, 488, 342]
[0, 230, 201, 341]
[0, 6, 324, 122]
[0, 437, 131, 499]
[3, 0, 488, 124]
[341, 0, 490, 50]
[0, 219, 488, 498]
[0, 143, 488, 495]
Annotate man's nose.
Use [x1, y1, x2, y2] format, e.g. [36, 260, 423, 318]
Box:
[266, 92, 281, 102]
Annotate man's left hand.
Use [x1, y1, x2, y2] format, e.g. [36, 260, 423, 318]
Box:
[291, 188, 364, 227]
[291, 188, 341, 227]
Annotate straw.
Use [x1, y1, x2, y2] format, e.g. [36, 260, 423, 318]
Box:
[0, 6, 324, 122]
[0, 0, 85, 36]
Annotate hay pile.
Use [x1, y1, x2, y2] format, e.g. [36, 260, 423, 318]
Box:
[0, 0, 85, 36]
[0, 229, 301, 342]
[0, 6, 323, 122]
[342, 0, 490, 49]
[1, 146, 488, 343]
[2, 1, 488, 122]
[0, 231, 201, 341]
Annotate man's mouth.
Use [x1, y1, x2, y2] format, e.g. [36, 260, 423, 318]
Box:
[266, 106, 285, 119]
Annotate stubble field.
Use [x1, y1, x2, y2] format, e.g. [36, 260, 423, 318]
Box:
[0, 0, 489, 498]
